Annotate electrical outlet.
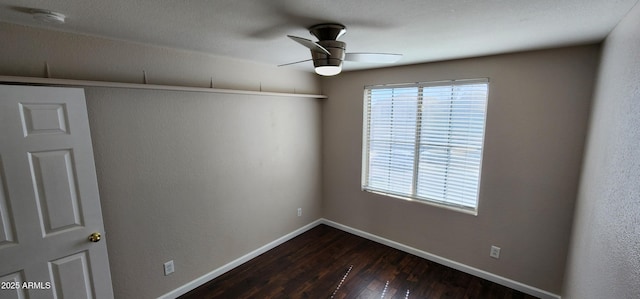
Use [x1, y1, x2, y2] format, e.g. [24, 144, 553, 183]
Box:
[164, 260, 174, 276]
[490, 246, 501, 259]
[297, 208, 302, 217]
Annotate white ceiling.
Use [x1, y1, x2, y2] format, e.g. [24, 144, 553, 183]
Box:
[0, 0, 638, 72]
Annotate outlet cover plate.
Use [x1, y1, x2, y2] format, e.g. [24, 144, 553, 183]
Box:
[490, 246, 501, 259]
[164, 260, 175, 275]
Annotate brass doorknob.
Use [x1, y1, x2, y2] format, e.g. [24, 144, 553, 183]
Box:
[88, 232, 102, 242]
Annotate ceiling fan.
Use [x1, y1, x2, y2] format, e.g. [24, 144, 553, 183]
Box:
[282, 23, 402, 76]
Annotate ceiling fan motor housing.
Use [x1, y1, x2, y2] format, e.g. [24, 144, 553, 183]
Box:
[309, 23, 347, 69]
[309, 23, 346, 41]
[312, 40, 346, 68]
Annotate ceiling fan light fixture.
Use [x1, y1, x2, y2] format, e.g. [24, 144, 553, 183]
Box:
[311, 40, 345, 76]
[315, 65, 342, 76]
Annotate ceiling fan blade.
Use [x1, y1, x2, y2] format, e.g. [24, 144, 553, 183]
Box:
[287, 35, 331, 55]
[277, 59, 313, 67]
[345, 53, 403, 63]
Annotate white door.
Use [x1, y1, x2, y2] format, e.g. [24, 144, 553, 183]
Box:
[0, 85, 113, 299]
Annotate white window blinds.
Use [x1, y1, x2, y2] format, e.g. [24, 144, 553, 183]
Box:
[362, 79, 489, 213]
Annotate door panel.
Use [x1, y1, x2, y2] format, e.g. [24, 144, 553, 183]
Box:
[19, 103, 70, 137]
[0, 85, 113, 299]
[50, 252, 93, 299]
[0, 271, 27, 299]
[0, 158, 17, 248]
[29, 149, 83, 235]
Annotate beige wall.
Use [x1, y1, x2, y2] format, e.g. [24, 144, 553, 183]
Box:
[321, 45, 599, 293]
[562, 2, 640, 298]
[86, 88, 322, 298]
[1, 22, 323, 298]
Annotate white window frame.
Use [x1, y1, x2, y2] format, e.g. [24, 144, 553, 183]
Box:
[361, 78, 489, 215]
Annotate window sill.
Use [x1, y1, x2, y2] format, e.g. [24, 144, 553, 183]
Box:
[363, 188, 478, 216]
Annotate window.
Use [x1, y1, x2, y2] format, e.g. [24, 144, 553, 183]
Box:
[361, 79, 489, 214]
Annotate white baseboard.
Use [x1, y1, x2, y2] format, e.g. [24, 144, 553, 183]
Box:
[157, 219, 323, 299]
[159, 218, 560, 299]
[319, 218, 561, 299]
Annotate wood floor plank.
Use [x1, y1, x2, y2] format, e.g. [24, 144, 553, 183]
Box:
[179, 224, 539, 299]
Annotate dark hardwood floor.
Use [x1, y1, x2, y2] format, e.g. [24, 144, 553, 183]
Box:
[179, 224, 538, 299]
